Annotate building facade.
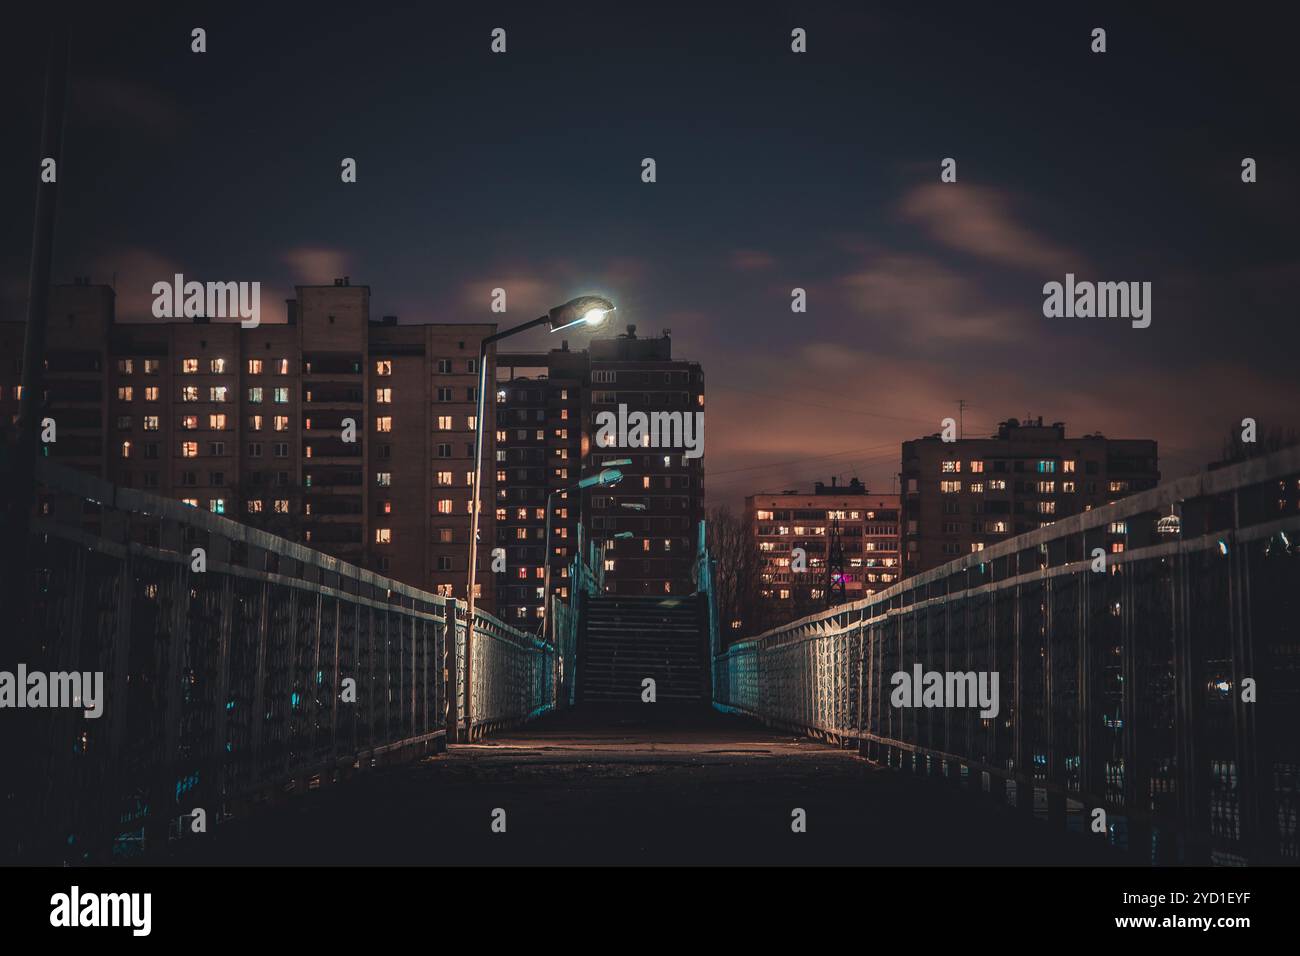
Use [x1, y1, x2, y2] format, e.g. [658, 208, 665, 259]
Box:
[491, 325, 706, 625]
[900, 417, 1160, 576]
[493, 345, 589, 628]
[748, 479, 901, 624]
[0, 279, 498, 610]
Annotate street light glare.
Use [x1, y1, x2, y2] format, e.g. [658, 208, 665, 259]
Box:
[547, 295, 616, 333]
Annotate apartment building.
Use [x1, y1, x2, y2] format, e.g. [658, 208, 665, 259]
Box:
[0, 279, 498, 610]
[493, 345, 589, 627]
[900, 417, 1160, 576]
[490, 325, 706, 624]
[748, 478, 901, 623]
[586, 326, 705, 599]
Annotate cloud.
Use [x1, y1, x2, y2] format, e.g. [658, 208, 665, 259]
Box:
[899, 184, 1082, 274]
[458, 276, 555, 317]
[838, 253, 1024, 344]
[282, 247, 351, 285]
[729, 249, 776, 271]
[71, 76, 183, 132]
[88, 247, 186, 320]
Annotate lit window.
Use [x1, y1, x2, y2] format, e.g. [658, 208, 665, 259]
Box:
[182, 441, 199, 458]
[273, 416, 289, 431]
[209, 413, 227, 430]
[248, 359, 263, 374]
[940, 480, 961, 493]
[376, 416, 392, 432]
[375, 388, 392, 404]
[248, 415, 263, 431]
[210, 358, 226, 374]
[143, 416, 159, 431]
[117, 386, 133, 401]
[377, 472, 392, 486]
[969, 460, 984, 473]
[120, 441, 131, 458]
[273, 387, 289, 404]
[436, 499, 453, 514]
[209, 499, 225, 514]
[942, 460, 961, 473]
[437, 471, 452, 486]
[248, 387, 263, 404]
[182, 358, 199, 374]
[375, 360, 392, 376]
[247, 500, 263, 513]
[274, 499, 289, 514]
[375, 528, 392, 544]
[438, 416, 452, 430]
[209, 386, 228, 402]
[144, 386, 159, 402]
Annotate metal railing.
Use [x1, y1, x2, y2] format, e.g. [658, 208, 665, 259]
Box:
[715, 448, 1300, 864]
[692, 519, 722, 692]
[1, 460, 553, 863]
[550, 532, 605, 709]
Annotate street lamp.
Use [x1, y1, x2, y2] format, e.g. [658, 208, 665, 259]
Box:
[538, 467, 623, 643]
[461, 296, 614, 740]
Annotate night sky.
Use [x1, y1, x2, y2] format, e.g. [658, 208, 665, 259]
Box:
[5, 2, 1298, 507]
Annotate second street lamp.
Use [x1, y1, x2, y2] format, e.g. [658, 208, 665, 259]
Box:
[459, 296, 614, 741]
[539, 467, 624, 644]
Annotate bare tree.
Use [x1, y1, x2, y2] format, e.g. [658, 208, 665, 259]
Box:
[705, 504, 768, 644]
[1218, 421, 1300, 466]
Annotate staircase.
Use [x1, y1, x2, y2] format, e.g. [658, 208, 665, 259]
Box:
[577, 594, 709, 704]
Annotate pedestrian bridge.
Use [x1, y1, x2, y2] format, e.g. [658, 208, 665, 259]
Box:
[2, 448, 1298, 865]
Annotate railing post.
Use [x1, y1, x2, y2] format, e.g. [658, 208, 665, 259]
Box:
[1013, 574, 1032, 815]
[1228, 491, 1260, 862]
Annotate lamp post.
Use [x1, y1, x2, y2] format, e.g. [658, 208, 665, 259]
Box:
[539, 466, 623, 639]
[459, 296, 614, 741]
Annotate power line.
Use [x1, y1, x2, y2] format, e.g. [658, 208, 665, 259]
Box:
[705, 441, 901, 479]
[709, 382, 999, 434]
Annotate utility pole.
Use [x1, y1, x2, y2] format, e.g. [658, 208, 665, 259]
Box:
[2, 24, 69, 865]
[957, 399, 967, 440]
[5, 25, 68, 621]
[826, 515, 846, 608]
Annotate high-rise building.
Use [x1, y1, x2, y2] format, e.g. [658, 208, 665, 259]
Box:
[900, 417, 1160, 577]
[491, 324, 706, 624]
[748, 479, 901, 624]
[493, 345, 589, 628]
[0, 280, 499, 610]
[588, 326, 705, 599]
